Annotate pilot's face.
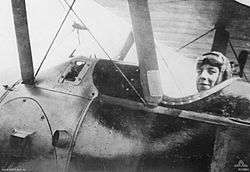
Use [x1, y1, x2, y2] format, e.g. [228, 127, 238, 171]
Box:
[196, 64, 220, 92]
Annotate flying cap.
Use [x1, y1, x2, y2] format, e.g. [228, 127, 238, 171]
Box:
[196, 51, 232, 84]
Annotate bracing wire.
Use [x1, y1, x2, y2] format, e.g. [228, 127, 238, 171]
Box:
[34, 0, 77, 77]
[228, 39, 248, 81]
[57, 0, 83, 52]
[64, 95, 97, 172]
[61, 0, 147, 105]
[52, 29, 75, 50]
[156, 27, 217, 96]
[57, 0, 66, 10]
[4, 97, 58, 172]
[0, 80, 21, 104]
[177, 27, 216, 52]
[57, 0, 76, 24]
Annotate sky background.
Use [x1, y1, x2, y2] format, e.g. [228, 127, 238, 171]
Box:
[0, 0, 197, 97]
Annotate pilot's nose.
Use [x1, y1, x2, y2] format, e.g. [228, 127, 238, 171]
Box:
[199, 70, 209, 80]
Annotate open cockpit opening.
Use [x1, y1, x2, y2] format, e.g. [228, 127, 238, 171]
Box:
[64, 61, 86, 82]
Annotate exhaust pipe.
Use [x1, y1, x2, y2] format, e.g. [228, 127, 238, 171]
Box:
[11, 0, 34, 85]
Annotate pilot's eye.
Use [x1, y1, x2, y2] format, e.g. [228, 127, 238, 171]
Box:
[208, 69, 217, 74]
[197, 69, 202, 74]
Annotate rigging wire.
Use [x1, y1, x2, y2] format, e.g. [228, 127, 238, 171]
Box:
[51, 29, 75, 51]
[0, 80, 21, 104]
[159, 27, 217, 96]
[171, 27, 218, 95]
[34, 0, 77, 77]
[58, 0, 83, 49]
[57, 0, 76, 24]
[61, 0, 147, 105]
[228, 39, 248, 81]
[177, 27, 216, 52]
[64, 95, 97, 172]
[57, 0, 66, 10]
[3, 96, 59, 171]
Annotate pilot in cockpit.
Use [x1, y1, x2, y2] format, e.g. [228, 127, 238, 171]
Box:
[196, 51, 232, 92]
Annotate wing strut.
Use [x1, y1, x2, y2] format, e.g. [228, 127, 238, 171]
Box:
[127, 0, 162, 106]
[210, 25, 240, 172]
[117, 31, 134, 61]
[211, 25, 229, 53]
[11, 0, 34, 85]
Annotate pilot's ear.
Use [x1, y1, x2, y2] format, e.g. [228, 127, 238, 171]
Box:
[220, 68, 232, 83]
[222, 72, 228, 82]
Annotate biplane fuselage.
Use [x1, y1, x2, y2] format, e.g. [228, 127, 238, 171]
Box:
[0, 0, 250, 172]
[0, 56, 250, 172]
[0, 56, 212, 171]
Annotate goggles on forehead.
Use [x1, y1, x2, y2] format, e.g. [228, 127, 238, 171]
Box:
[196, 51, 232, 83]
[197, 51, 226, 68]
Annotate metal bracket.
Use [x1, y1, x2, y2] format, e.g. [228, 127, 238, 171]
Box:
[9, 128, 35, 158]
[58, 58, 92, 85]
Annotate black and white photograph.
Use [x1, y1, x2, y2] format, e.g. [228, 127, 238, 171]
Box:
[0, 0, 249, 171]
